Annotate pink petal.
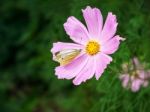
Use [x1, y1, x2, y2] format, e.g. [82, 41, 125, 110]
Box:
[55, 53, 89, 79]
[95, 53, 112, 80]
[101, 35, 124, 54]
[133, 57, 140, 66]
[73, 57, 95, 85]
[138, 70, 146, 79]
[131, 79, 142, 92]
[64, 16, 89, 44]
[100, 12, 118, 43]
[82, 6, 103, 39]
[120, 74, 130, 88]
[143, 81, 149, 87]
[133, 57, 143, 69]
[51, 42, 83, 60]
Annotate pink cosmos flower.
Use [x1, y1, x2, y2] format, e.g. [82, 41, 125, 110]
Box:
[51, 6, 124, 85]
[119, 57, 150, 92]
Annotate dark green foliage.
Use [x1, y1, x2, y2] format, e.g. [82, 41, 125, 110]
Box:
[0, 0, 150, 112]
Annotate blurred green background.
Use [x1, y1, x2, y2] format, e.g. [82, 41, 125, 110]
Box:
[1, 0, 150, 112]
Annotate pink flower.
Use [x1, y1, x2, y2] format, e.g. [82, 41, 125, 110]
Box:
[119, 57, 150, 92]
[51, 6, 124, 85]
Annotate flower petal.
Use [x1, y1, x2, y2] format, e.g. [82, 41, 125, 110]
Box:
[100, 12, 118, 43]
[95, 53, 112, 80]
[51, 42, 83, 60]
[131, 79, 142, 92]
[55, 53, 89, 79]
[119, 74, 130, 88]
[64, 16, 89, 44]
[101, 35, 124, 54]
[138, 70, 147, 79]
[143, 81, 149, 87]
[73, 57, 95, 85]
[133, 57, 140, 66]
[82, 6, 103, 39]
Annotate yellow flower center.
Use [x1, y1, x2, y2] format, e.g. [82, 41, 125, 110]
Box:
[86, 41, 100, 55]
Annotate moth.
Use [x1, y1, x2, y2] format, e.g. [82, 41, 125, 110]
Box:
[54, 49, 81, 66]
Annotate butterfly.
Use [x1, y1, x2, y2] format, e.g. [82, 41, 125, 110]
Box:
[54, 49, 81, 66]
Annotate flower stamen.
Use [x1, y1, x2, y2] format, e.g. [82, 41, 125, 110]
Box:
[86, 41, 100, 55]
